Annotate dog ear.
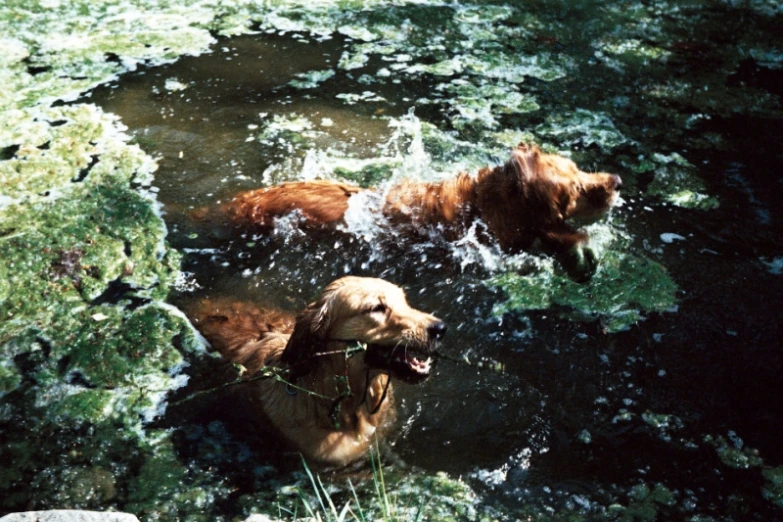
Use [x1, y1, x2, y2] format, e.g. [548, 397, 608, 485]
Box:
[281, 295, 332, 369]
[511, 143, 542, 182]
[510, 143, 568, 225]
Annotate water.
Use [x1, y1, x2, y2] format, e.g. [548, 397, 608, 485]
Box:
[61, 2, 783, 520]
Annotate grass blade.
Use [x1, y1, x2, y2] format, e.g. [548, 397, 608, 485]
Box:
[370, 442, 392, 521]
[301, 456, 329, 516]
[317, 472, 340, 519]
[348, 479, 366, 522]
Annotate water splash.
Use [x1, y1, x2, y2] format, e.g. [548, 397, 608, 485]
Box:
[337, 110, 518, 273]
[386, 109, 432, 179]
[339, 189, 386, 245]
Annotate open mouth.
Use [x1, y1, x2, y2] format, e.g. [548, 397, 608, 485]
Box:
[366, 344, 436, 383]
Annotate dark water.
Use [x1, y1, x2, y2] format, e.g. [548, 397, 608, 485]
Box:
[86, 5, 783, 519]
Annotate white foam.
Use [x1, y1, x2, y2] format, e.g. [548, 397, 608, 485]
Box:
[660, 232, 686, 244]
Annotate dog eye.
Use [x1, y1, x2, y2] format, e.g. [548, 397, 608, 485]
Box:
[366, 303, 387, 314]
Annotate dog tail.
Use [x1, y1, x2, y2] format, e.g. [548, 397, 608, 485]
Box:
[188, 298, 294, 373]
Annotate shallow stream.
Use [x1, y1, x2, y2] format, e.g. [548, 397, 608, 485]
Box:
[2, 1, 783, 520]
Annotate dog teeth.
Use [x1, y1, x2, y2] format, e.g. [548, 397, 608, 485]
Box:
[408, 355, 432, 374]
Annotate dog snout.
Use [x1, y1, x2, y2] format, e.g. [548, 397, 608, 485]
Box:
[611, 175, 622, 190]
[427, 320, 447, 341]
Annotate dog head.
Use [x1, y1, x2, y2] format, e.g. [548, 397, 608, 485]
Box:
[282, 277, 445, 383]
[510, 143, 622, 226]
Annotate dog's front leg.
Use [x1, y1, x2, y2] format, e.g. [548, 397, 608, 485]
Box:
[541, 226, 596, 282]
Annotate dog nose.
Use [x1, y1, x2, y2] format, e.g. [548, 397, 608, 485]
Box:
[427, 320, 447, 341]
[612, 175, 622, 190]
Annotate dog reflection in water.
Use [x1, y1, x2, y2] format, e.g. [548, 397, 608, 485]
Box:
[191, 276, 446, 467]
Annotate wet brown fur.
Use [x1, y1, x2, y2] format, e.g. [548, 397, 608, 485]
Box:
[227, 179, 363, 231]
[223, 144, 621, 263]
[190, 277, 444, 467]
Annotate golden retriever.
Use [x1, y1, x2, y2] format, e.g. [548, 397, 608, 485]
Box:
[190, 276, 446, 467]
[224, 143, 622, 280]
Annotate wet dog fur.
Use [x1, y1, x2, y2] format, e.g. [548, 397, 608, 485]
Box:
[224, 144, 621, 280]
[190, 276, 445, 468]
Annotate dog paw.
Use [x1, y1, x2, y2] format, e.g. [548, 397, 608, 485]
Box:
[561, 244, 598, 282]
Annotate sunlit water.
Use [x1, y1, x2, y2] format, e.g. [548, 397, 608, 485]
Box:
[86, 19, 783, 519]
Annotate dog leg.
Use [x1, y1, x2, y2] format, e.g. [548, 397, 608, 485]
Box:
[559, 243, 598, 283]
[541, 226, 597, 282]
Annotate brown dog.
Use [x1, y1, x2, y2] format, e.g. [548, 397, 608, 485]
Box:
[190, 276, 446, 467]
[224, 143, 621, 280]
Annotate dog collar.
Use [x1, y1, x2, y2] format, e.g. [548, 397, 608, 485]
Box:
[312, 340, 367, 358]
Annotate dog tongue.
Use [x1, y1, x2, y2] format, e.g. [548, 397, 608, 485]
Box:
[407, 354, 432, 374]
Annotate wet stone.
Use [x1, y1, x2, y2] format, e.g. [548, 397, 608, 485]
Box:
[0, 512, 139, 522]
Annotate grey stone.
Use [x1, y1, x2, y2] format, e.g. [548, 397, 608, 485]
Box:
[0, 511, 139, 522]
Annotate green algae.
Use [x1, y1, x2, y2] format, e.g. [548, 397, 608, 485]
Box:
[486, 129, 539, 150]
[338, 47, 372, 71]
[595, 38, 671, 66]
[611, 483, 677, 522]
[0, 104, 157, 192]
[536, 109, 631, 152]
[311, 3, 564, 132]
[1, 0, 780, 520]
[336, 91, 388, 104]
[641, 412, 684, 443]
[0, 356, 21, 398]
[463, 52, 570, 83]
[762, 466, 783, 508]
[407, 57, 465, 77]
[43, 465, 119, 507]
[0, 1, 216, 112]
[289, 69, 336, 89]
[489, 247, 678, 333]
[384, 472, 490, 522]
[640, 152, 720, 210]
[125, 431, 233, 521]
[0, 2, 206, 510]
[0, 413, 152, 511]
[333, 161, 398, 187]
[750, 48, 783, 69]
[0, 179, 178, 336]
[432, 80, 540, 130]
[42, 387, 116, 425]
[62, 305, 186, 389]
[704, 434, 764, 470]
[257, 113, 322, 147]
